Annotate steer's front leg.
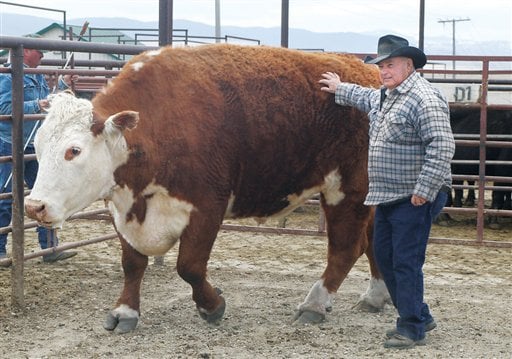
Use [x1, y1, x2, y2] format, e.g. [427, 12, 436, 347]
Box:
[177, 212, 226, 324]
[104, 236, 148, 334]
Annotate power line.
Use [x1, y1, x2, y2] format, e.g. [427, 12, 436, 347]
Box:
[438, 18, 471, 71]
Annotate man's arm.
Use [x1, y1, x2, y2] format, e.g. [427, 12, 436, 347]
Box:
[414, 96, 456, 202]
[319, 72, 377, 113]
[0, 75, 44, 115]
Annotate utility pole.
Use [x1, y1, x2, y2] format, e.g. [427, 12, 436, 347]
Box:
[438, 17, 470, 73]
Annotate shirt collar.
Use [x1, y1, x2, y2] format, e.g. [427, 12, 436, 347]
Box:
[390, 71, 418, 96]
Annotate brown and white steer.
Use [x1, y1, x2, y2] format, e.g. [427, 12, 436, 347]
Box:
[25, 44, 389, 333]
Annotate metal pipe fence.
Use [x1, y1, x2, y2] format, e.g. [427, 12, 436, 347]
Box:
[0, 36, 511, 309]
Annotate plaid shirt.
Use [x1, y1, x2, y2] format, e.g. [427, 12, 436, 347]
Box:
[334, 71, 455, 205]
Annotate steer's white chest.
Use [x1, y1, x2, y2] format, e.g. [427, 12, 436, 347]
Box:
[108, 183, 195, 256]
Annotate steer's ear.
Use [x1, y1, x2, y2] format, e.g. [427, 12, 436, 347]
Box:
[110, 111, 139, 131]
[91, 111, 139, 137]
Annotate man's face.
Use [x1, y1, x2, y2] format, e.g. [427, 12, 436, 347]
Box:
[23, 48, 44, 68]
[378, 56, 413, 91]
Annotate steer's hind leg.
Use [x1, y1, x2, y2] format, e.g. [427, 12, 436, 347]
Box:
[176, 211, 225, 324]
[104, 236, 148, 334]
[354, 208, 391, 312]
[295, 193, 370, 324]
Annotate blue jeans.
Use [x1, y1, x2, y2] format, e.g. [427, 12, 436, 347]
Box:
[0, 138, 57, 254]
[373, 191, 447, 341]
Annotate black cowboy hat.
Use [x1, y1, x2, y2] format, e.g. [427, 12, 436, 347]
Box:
[364, 34, 427, 69]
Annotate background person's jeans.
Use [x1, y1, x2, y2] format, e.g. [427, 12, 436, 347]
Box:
[0, 138, 57, 254]
[373, 191, 447, 340]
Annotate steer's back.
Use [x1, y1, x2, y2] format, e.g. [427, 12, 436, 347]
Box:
[92, 44, 380, 218]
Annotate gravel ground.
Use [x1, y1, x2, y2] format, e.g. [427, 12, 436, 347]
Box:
[1, 204, 511, 358]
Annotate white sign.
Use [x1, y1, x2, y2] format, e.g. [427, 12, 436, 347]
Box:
[436, 83, 481, 103]
[435, 83, 512, 105]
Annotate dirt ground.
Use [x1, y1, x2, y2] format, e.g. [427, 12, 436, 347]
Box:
[0, 203, 511, 359]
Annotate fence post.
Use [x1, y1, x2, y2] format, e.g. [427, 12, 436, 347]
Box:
[10, 45, 26, 311]
[159, 0, 173, 46]
[476, 59, 490, 243]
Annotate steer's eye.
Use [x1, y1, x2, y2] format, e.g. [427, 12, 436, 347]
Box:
[64, 146, 82, 161]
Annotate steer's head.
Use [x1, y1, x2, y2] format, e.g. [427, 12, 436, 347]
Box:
[25, 92, 138, 228]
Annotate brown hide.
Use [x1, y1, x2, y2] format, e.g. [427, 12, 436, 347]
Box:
[87, 45, 389, 330]
[92, 44, 380, 220]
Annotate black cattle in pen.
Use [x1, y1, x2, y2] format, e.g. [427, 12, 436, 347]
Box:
[441, 108, 512, 228]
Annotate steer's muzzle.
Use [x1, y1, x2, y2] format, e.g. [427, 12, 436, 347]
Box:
[25, 198, 49, 224]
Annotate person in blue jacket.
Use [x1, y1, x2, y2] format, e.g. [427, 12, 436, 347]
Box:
[0, 41, 77, 266]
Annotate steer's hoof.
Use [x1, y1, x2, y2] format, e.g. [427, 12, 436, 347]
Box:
[103, 312, 139, 334]
[353, 300, 382, 313]
[353, 299, 382, 313]
[197, 295, 226, 324]
[293, 309, 325, 325]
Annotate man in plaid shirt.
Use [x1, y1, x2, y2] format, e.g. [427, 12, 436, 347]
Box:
[319, 34, 455, 349]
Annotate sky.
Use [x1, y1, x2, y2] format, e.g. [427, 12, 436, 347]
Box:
[1, 0, 511, 44]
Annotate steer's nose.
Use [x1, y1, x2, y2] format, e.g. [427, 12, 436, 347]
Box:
[25, 198, 47, 221]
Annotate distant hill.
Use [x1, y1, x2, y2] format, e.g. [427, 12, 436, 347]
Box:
[0, 12, 54, 37]
[0, 12, 510, 56]
[0, 12, 378, 52]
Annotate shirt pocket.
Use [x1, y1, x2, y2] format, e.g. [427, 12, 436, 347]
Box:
[23, 82, 39, 101]
[381, 113, 413, 144]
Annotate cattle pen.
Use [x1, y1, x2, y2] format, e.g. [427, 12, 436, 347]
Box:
[0, 36, 511, 312]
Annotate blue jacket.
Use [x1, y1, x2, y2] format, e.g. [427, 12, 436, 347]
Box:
[0, 64, 50, 144]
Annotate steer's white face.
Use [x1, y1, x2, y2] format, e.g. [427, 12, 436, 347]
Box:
[26, 92, 134, 228]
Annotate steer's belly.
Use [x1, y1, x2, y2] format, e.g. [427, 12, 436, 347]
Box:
[109, 184, 196, 256]
[224, 168, 346, 222]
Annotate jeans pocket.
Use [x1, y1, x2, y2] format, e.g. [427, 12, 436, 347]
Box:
[431, 191, 448, 218]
